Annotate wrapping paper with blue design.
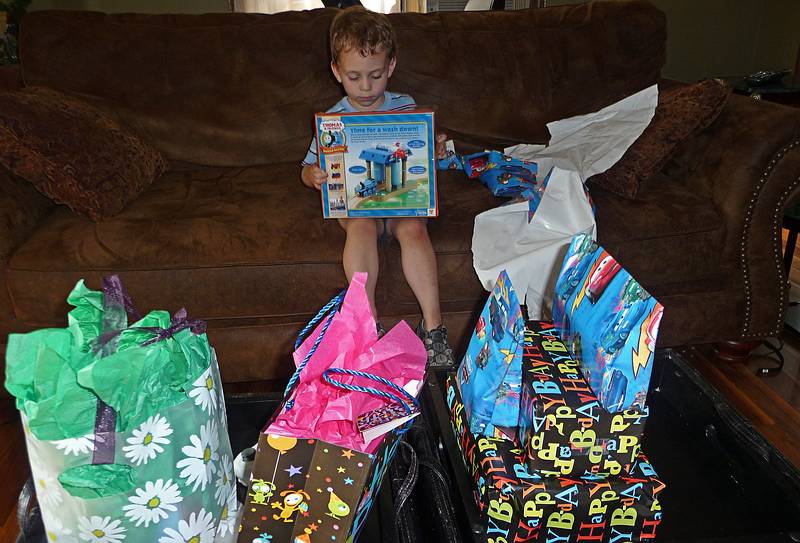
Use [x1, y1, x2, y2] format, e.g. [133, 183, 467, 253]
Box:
[5, 279, 237, 542]
[438, 148, 549, 220]
[456, 270, 525, 440]
[552, 234, 664, 413]
[463, 150, 543, 202]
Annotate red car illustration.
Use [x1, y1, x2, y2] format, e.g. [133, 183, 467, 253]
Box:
[467, 156, 489, 178]
[646, 305, 664, 351]
[586, 255, 621, 304]
[475, 316, 486, 340]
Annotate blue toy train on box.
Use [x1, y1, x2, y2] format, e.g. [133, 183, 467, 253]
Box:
[355, 144, 412, 197]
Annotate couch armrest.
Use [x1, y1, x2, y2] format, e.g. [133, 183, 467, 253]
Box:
[0, 169, 54, 323]
[675, 94, 800, 339]
[0, 64, 22, 91]
[0, 169, 52, 400]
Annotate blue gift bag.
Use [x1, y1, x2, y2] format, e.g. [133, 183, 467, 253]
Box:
[552, 234, 664, 413]
[456, 270, 525, 439]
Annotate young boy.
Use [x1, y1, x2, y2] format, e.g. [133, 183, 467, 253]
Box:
[300, 6, 454, 368]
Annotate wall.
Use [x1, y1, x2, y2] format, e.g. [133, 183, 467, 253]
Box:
[547, 0, 799, 82]
[29, 0, 231, 14]
[752, 0, 800, 76]
[26, 0, 800, 81]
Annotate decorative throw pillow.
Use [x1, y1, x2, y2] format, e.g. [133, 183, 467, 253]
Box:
[0, 87, 166, 221]
[589, 79, 731, 199]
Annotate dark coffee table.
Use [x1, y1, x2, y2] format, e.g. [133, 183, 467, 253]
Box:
[422, 350, 800, 543]
[19, 350, 798, 543]
[25, 351, 796, 542]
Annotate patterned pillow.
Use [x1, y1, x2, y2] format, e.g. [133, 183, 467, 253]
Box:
[589, 79, 731, 199]
[0, 87, 166, 221]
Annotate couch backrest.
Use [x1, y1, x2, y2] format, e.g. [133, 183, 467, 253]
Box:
[393, 1, 665, 150]
[19, 1, 664, 167]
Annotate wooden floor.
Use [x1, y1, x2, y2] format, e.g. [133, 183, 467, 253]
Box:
[2, 236, 800, 540]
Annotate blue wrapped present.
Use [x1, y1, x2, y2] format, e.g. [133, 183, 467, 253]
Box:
[456, 270, 525, 439]
[552, 234, 664, 413]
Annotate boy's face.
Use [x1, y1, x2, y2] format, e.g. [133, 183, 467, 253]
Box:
[331, 47, 396, 111]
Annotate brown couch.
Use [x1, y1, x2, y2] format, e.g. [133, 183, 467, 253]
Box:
[1, 1, 800, 395]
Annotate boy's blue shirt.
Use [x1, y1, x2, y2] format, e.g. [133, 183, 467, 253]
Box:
[301, 91, 416, 166]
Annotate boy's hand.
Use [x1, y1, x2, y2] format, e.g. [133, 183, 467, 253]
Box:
[435, 133, 448, 159]
[302, 164, 328, 190]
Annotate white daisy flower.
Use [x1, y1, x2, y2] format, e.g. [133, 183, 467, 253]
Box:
[53, 435, 94, 457]
[176, 420, 219, 492]
[122, 414, 173, 466]
[33, 469, 63, 510]
[42, 511, 78, 542]
[217, 389, 228, 431]
[188, 368, 217, 414]
[121, 479, 183, 528]
[215, 487, 238, 537]
[214, 454, 233, 506]
[158, 509, 215, 543]
[77, 516, 126, 543]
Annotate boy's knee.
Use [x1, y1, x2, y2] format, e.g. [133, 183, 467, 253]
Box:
[393, 218, 428, 242]
[342, 218, 382, 238]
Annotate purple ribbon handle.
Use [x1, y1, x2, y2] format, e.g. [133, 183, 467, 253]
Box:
[139, 307, 207, 346]
[92, 275, 132, 465]
[89, 276, 206, 465]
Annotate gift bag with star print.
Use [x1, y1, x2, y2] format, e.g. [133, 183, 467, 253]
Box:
[5, 275, 238, 543]
[237, 273, 426, 542]
[237, 431, 395, 543]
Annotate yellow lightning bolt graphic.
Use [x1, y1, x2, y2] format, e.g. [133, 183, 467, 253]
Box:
[571, 251, 606, 315]
[631, 310, 654, 378]
[499, 348, 515, 364]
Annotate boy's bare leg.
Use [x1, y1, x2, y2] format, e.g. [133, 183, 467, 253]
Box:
[338, 218, 383, 320]
[387, 217, 442, 330]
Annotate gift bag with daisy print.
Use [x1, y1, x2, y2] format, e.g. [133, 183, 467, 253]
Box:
[5, 275, 238, 543]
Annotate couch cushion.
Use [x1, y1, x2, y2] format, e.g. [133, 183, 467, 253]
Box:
[588, 79, 730, 199]
[19, 1, 665, 166]
[7, 164, 497, 328]
[0, 87, 166, 221]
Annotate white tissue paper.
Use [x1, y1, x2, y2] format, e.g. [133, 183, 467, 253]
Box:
[471, 84, 659, 318]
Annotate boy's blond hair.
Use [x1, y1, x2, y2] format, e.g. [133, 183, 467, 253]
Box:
[330, 7, 397, 64]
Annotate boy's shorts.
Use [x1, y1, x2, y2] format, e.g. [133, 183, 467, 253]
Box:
[337, 217, 429, 241]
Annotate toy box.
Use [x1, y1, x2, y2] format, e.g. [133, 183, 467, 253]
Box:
[552, 234, 664, 413]
[315, 110, 438, 218]
[519, 321, 648, 478]
[447, 375, 665, 542]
